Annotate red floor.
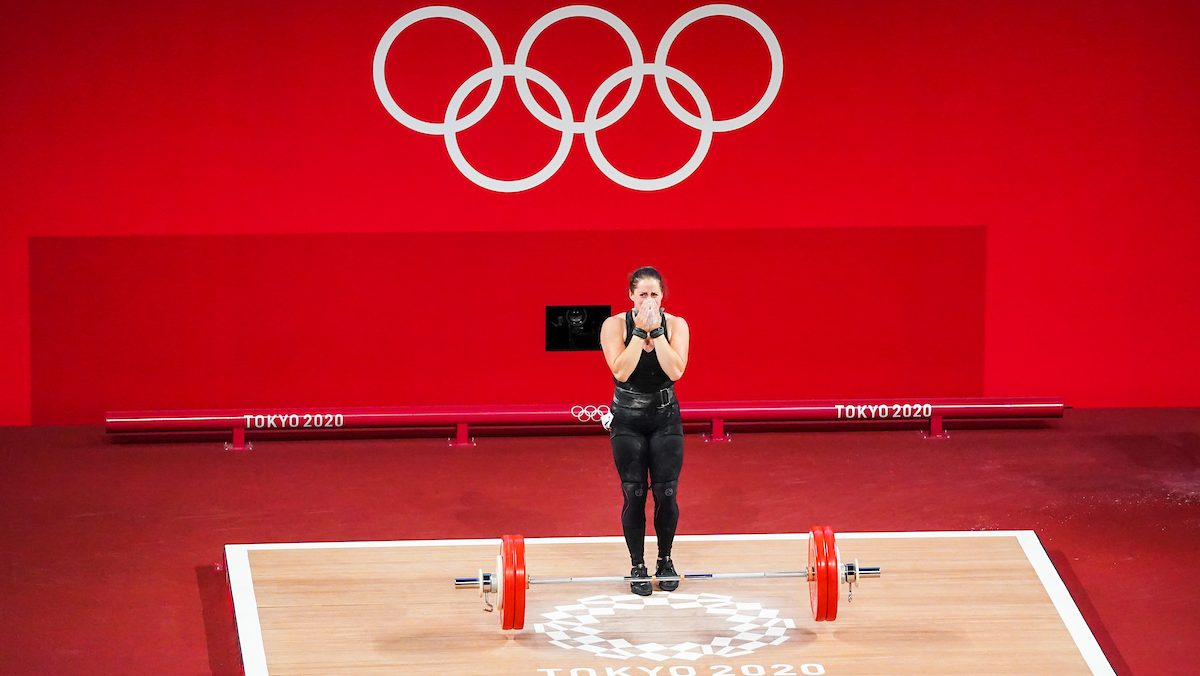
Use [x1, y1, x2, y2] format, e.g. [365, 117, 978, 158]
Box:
[2, 408, 1198, 674]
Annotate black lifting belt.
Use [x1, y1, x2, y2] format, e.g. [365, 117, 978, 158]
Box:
[613, 386, 676, 409]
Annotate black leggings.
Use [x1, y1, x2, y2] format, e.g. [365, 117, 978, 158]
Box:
[610, 401, 684, 565]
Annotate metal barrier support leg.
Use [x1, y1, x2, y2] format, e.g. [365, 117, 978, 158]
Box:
[224, 424, 252, 452]
[924, 413, 949, 439]
[450, 422, 476, 447]
[703, 418, 732, 443]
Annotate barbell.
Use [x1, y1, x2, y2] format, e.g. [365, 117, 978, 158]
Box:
[454, 526, 881, 631]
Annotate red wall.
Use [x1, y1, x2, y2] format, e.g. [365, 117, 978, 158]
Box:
[29, 228, 985, 423]
[3, 0, 1199, 424]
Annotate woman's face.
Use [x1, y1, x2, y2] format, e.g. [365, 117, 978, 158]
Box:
[629, 278, 663, 311]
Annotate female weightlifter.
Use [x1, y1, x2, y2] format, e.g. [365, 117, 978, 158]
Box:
[600, 267, 691, 595]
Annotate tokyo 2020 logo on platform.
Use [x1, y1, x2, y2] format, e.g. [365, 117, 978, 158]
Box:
[373, 5, 783, 192]
[533, 592, 797, 661]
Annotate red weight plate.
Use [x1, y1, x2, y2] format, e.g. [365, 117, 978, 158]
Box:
[808, 527, 828, 621]
[512, 535, 527, 630]
[498, 535, 509, 630]
[816, 528, 831, 621]
[822, 526, 839, 621]
[501, 535, 516, 630]
[807, 528, 818, 620]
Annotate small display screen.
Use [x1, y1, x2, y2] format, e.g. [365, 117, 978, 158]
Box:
[546, 305, 610, 351]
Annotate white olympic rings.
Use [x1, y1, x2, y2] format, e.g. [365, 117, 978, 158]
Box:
[373, 4, 782, 192]
[571, 404, 611, 424]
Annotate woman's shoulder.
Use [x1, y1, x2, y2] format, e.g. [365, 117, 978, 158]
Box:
[665, 313, 688, 336]
[665, 311, 687, 324]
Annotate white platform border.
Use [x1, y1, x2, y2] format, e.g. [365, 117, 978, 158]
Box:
[224, 530, 1115, 676]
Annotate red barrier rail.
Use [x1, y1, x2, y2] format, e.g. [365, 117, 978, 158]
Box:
[106, 397, 1064, 451]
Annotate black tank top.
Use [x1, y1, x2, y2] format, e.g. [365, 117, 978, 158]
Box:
[616, 310, 673, 393]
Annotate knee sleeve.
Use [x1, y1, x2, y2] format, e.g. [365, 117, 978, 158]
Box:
[621, 481, 648, 515]
[652, 480, 678, 503]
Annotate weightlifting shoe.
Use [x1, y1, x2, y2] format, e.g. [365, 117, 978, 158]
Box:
[656, 556, 679, 592]
[630, 564, 652, 596]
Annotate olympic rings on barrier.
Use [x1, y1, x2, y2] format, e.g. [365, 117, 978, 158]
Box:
[570, 405, 611, 424]
[372, 4, 783, 192]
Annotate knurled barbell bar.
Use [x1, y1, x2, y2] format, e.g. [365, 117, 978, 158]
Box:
[454, 526, 881, 630]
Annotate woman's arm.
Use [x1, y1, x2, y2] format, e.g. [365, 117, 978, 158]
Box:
[601, 315, 645, 382]
[652, 314, 689, 381]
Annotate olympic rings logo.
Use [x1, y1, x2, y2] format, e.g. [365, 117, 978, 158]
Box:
[571, 404, 611, 423]
[372, 5, 783, 192]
